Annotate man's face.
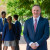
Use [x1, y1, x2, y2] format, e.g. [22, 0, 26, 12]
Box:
[2, 14, 6, 18]
[32, 6, 41, 18]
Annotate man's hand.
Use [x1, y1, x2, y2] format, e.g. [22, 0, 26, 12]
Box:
[35, 42, 39, 47]
[30, 43, 37, 49]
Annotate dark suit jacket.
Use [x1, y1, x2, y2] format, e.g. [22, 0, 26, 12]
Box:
[15, 21, 21, 40]
[0, 18, 7, 32]
[23, 17, 49, 50]
[2, 23, 16, 41]
[0, 18, 7, 39]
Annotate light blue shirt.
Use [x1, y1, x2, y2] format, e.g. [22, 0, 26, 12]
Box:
[33, 16, 40, 25]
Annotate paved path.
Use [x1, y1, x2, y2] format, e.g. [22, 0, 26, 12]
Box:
[2, 36, 50, 50]
[49, 20, 50, 27]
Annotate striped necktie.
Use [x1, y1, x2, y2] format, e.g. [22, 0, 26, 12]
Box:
[3, 19, 4, 25]
[34, 19, 37, 32]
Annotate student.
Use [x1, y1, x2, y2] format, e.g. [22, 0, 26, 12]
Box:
[0, 11, 7, 50]
[13, 15, 22, 50]
[2, 16, 16, 50]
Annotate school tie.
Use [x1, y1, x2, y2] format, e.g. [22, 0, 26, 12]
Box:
[3, 19, 4, 25]
[34, 19, 37, 32]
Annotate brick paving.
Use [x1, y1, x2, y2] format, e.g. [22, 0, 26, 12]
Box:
[2, 36, 50, 50]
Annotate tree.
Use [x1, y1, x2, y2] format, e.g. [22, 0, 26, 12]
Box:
[7, 0, 50, 20]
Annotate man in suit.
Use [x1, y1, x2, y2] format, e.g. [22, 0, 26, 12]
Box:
[13, 15, 22, 50]
[23, 5, 49, 50]
[0, 11, 7, 50]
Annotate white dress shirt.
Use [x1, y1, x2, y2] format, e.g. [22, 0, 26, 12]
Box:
[33, 16, 40, 25]
[2, 18, 5, 22]
[29, 16, 40, 47]
[14, 20, 17, 23]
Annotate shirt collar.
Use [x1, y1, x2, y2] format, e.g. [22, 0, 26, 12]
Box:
[15, 20, 17, 23]
[33, 16, 40, 21]
[33, 16, 40, 24]
[2, 18, 5, 21]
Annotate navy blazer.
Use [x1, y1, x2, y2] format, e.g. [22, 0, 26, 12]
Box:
[2, 23, 16, 41]
[0, 18, 7, 32]
[23, 17, 49, 50]
[15, 21, 21, 40]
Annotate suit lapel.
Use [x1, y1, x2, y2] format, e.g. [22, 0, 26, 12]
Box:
[1, 18, 7, 26]
[0, 18, 3, 30]
[30, 17, 35, 34]
[4, 18, 6, 24]
[29, 17, 43, 35]
[36, 16, 43, 33]
[1, 18, 3, 26]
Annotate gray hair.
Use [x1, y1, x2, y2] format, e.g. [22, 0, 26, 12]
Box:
[32, 5, 41, 10]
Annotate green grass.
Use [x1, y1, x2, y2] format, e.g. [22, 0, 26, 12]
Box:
[21, 26, 24, 36]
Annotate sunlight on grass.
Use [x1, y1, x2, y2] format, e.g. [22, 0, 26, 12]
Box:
[21, 26, 24, 36]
